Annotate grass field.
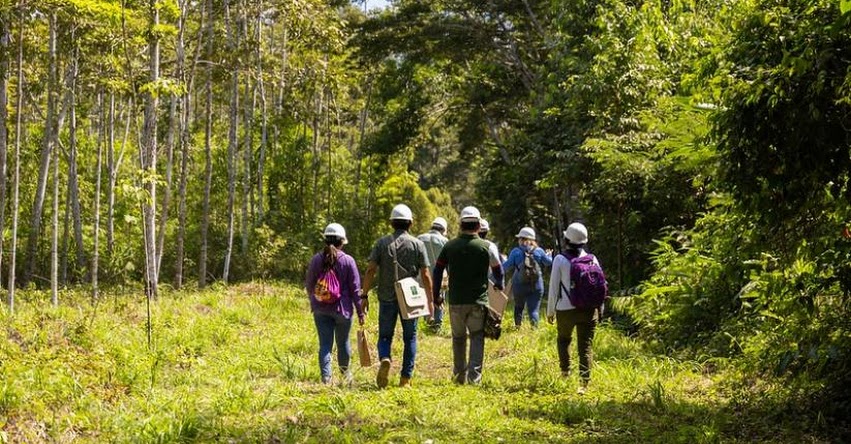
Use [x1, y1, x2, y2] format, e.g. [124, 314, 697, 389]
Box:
[0, 283, 835, 443]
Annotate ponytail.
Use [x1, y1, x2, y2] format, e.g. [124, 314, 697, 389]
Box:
[322, 235, 343, 270]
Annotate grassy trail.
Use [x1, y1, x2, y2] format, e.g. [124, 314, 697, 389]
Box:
[0, 283, 829, 443]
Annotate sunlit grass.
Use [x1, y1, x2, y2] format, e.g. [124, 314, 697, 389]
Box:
[0, 282, 829, 443]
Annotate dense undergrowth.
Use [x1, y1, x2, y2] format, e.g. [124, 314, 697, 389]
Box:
[0, 282, 842, 443]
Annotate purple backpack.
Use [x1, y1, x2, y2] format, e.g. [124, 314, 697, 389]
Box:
[562, 254, 608, 309]
[314, 267, 342, 304]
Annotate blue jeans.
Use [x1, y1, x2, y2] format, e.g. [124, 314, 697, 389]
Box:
[313, 312, 353, 380]
[377, 300, 418, 378]
[513, 288, 542, 327]
[432, 305, 445, 327]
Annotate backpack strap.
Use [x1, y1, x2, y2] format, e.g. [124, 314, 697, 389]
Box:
[555, 253, 568, 300]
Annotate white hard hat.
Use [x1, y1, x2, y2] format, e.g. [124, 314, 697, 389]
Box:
[390, 204, 413, 221]
[323, 223, 348, 245]
[460, 206, 481, 222]
[431, 217, 448, 231]
[564, 222, 588, 244]
[515, 227, 536, 240]
[479, 219, 490, 231]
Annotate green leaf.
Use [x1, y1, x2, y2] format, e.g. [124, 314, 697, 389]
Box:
[841, 0, 851, 14]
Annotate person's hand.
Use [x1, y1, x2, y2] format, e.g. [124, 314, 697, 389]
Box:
[545, 248, 554, 256]
[362, 298, 369, 314]
[547, 315, 555, 325]
[358, 315, 365, 326]
[434, 295, 444, 308]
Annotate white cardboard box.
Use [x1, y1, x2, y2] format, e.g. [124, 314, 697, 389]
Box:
[395, 277, 431, 320]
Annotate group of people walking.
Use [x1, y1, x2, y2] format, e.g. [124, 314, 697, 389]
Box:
[304, 203, 606, 393]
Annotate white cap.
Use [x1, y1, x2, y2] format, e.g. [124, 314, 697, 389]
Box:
[460, 206, 481, 222]
[515, 227, 536, 240]
[564, 222, 588, 244]
[390, 204, 413, 221]
[323, 223, 348, 245]
[431, 217, 448, 231]
[479, 219, 490, 231]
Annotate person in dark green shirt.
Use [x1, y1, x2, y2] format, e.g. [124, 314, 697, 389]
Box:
[432, 206, 504, 384]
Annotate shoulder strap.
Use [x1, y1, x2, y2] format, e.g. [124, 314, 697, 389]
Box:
[390, 235, 412, 280]
[390, 236, 400, 282]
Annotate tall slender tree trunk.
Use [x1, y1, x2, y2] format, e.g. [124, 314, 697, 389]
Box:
[311, 88, 320, 219]
[156, 91, 176, 278]
[68, 39, 86, 281]
[241, 70, 253, 254]
[108, 96, 132, 261]
[199, 0, 214, 288]
[23, 12, 58, 286]
[60, 174, 69, 285]
[0, 13, 9, 290]
[92, 89, 105, 302]
[51, 114, 59, 305]
[222, 0, 239, 284]
[141, 0, 160, 303]
[8, 0, 24, 312]
[353, 80, 371, 210]
[256, 12, 267, 224]
[324, 90, 333, 216]
[174, 0, 193, 289]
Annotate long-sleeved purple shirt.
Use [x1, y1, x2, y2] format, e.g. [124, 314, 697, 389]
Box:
[305, 251, 364, 320]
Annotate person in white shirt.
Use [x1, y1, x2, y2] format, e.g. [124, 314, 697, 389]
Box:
[477, 219, 502, 281]
[546, 222, 602, 393]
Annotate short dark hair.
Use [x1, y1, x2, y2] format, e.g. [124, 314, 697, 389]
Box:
[391, 219, 413, 231]
[431, 224, 446, 234]
[460, 221, 480, 232]
[478, 230, 488, 239]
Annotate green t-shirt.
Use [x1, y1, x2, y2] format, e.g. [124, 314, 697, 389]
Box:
[438, 233, 500, 305]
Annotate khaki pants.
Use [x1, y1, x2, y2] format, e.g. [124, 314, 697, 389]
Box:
[449, 304, 486, 384]
[556, 308, 598, 381]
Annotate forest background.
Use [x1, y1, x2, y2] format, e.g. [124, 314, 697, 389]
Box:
[0, 0, 849, 439]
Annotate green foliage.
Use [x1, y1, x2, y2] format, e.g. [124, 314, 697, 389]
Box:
[0, 283, 839, 442]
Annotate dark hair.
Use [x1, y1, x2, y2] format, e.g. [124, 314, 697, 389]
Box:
[391, 219, 412, 231]
[323, 236, 343, 270]
[478, 230, 489, 239]
[565, 242, 585, 255]
[460, 221, 480, 232]
[431, 224, 446, 234]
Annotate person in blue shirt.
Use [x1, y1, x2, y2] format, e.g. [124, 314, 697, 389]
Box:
[502, 227, 552, 328]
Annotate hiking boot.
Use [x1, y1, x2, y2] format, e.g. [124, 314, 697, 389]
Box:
[321, 375, 333, 385]
[341, 370, 353, 387]
[377, 359, 391, 389]
[399, 377, 412, 387]
[453, 373, 466, 385]
[561, 370, 571, 378]
[577, 380, 589, 395]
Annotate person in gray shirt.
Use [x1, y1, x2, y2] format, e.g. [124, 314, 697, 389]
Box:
[362, 204, 434, 388]
[418, 217, 449, 330]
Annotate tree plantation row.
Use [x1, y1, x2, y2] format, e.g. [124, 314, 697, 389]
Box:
[0, 0, 454, 310]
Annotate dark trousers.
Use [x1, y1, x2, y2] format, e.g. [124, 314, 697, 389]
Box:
[556, 308, 598, 381]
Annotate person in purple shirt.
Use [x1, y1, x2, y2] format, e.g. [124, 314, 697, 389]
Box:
[305, 223, 365, 385]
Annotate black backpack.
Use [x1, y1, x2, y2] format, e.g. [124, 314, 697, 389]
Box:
[521, 249, 541, 284]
